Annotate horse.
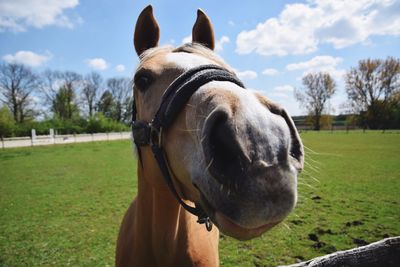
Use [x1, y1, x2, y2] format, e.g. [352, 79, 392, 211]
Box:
[116, 5, 304, 267]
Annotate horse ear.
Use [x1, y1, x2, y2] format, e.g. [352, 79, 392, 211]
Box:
[134, 5, 160, 56]
[192, 9, 215, 50]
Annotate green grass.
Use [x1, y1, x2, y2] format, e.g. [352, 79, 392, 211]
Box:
[1, 132, 399, 266]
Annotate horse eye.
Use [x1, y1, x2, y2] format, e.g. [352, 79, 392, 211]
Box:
[134, 75, 152, 91]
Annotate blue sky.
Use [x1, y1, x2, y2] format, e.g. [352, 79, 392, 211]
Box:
[1, 0, 399, 115]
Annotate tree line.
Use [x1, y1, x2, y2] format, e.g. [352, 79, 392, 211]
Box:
[0, 63, 133, 137]
[295, 57, 400, 130]
[1, 56, 399, 137]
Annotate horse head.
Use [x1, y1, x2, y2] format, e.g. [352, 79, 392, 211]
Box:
[132, 5, 304, 241]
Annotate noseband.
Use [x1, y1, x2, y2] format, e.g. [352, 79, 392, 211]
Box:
[131, 64, 245, 231]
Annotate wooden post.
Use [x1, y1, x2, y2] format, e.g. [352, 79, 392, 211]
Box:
[279, 236, 400, 267]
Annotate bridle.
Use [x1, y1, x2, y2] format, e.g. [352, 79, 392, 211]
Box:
[131, 64, 245, 231]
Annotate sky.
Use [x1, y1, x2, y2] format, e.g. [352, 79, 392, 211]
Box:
[1, 0, 399, 116]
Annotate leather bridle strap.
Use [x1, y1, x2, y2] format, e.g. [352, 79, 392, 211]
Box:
[131, 64, 245, 231]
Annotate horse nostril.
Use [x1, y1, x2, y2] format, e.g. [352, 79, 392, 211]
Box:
[203, 108, 249, 185]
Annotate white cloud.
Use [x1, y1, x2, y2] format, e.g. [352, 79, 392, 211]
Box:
[228, 20, 235, 26]
[3, 50, 51, 67]
[269, 85, 295, 99]
[215, 36, 230, 52]
[0, 0, 81, 32]
[273, 85, 294, 93]
[286, 55, 345, 80]
[115, 64, 125, 72]
[235, 69, 258, 80]
[286, 56, 342, 71]
[236, 0, 400, 56]
[262, 68, 279, 76]
[262, 86, 300, 115]
[181, 35, 191, 44]
[86, 58, 108, 70]
[182, 35, 230, 52]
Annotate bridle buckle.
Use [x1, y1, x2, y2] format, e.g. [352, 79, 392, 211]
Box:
[149, 123, 162, 147]
[197, 216, 213, 231]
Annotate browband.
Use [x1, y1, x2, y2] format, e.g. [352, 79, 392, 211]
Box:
[131, 64, 245, 231]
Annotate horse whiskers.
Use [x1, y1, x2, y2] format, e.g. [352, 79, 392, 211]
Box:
[304, 161, 321, 173]
[301, 171, 320, 183]
[297, 181, 317, 190]
[179, 128, 200, 133]
[303, 145, 319, 155]
[205, 158, 214, 173]
[304, 160, 320, 170]
[302, 174, 321, 184]
[306, 156, 322, 166]
[196, 114, 208, 119]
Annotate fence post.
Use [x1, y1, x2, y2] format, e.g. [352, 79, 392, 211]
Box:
[31, 129, 36, 146]
[50, 129, 55, 144]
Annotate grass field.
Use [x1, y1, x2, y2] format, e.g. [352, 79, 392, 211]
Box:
[1, 131, 399, 266]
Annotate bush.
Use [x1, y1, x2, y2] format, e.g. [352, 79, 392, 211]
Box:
[1, 112, 130, 137]
[0, 107, 15, 138]
[86, 113, 129, 133]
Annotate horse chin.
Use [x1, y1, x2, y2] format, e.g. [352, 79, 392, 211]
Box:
[198, 191, 281, 240]
[214, 212, 280, 240]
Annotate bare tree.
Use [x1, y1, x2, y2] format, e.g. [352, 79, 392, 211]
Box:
[39, 69, 63, 119]
[295, 72, 336, 130]
[97, 90, 116, 119]
[41, 70, 82, 120]
[40, 69, 61, 105]
[106, 77, 131, 122]
[82, 72, 103, 117]
[0, 63, 39, 123]
[346, 57, 400, 129]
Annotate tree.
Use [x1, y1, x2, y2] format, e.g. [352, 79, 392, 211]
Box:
[0, 63, 38, 123]
[345, 57, 400, 129]
[0, 106, 15, 137]
[122, 96, 134, 124]
[106, 78, 132, 122]
[41, 70, 81, 120]
[82, 72, 103, 117]
[52, 86, 79, 120]
[40, 69, 61, 107]
[97, 90, 116, 119]
[295, 72, 336, 130]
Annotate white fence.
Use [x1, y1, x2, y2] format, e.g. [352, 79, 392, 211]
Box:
[1, 132, 132, 149]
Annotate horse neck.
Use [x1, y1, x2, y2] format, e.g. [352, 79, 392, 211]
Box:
[135, 148, 192, 261]
[134, 148, 219, 266]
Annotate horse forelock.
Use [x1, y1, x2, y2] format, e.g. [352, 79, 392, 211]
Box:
[137, 43, 232, 72]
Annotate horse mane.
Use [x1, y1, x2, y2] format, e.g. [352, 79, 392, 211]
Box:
[138, 43, 233, 72]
